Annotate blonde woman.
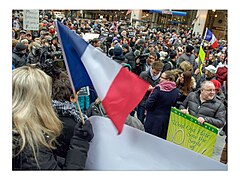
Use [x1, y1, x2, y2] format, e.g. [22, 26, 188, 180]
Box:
[12, 65, 93, 170]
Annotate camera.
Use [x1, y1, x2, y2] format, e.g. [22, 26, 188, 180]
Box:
[138, 53, 149, 64]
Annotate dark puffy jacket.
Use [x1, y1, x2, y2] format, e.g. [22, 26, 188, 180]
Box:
[179, 90, 226, 128]
[27, 52, 40, 64]
[12, 49, 27, 68]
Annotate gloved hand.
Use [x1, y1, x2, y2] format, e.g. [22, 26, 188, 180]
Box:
[73, 120, 94, 142]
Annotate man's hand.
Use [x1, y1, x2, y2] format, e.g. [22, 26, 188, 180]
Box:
[197, 117, 205, 124]
[180, 109, 189, 114]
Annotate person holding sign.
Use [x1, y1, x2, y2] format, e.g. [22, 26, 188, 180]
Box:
[179, 81, 226, 128]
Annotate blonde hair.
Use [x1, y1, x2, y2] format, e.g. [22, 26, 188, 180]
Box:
[179, 61, 193, 72]
[12, 65, 62, 164]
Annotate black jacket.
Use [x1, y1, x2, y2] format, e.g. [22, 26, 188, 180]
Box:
[12, 116, 90, 170]
[12, 48, 27, 68]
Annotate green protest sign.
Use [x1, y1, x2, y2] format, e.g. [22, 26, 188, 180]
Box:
[198, 46, 206, 75]
[166, 108, 218, 157]
[198, 46, 205, 63]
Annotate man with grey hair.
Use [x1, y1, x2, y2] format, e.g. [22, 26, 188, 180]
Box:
[179, 80, 226, 128]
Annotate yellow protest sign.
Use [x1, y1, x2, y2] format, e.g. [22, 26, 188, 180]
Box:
[198, 46, 206, 76]
[199, 46, 205, 63]
[167, 108, 218, 157]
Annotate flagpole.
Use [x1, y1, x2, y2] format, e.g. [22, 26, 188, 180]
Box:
[75, 93, 85, 125]
[55, 20, 85, 125]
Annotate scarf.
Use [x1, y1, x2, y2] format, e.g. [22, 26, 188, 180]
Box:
[150, 68, 161, 81]
[52, 100, 88, 123]
[158, 81, 176, 92]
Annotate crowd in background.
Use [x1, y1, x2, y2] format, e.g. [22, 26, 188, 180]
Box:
[12, 10, 228, 170]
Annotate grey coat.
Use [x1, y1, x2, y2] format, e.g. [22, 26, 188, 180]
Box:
[177, 53, 196, 68]
[179, 90, 226, 128]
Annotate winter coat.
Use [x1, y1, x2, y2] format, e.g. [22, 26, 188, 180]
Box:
[179, 90, 226, 128]
[27, 52, 40, 64]
[125, 115, 145, 131]
[112, 55, 127, 64]
[177, 53, 196, 69]
[12, 129, 89, 170]
[12, 101, 90, 170]
[216, 66, 227, 85]
[125, 51, 136, 69]
[144, 83, 179, 139]
[12, 49, 27, 68]
[162, 59, 177, 72]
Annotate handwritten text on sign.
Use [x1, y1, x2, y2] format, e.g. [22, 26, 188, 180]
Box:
[23, 10, 39, 31]
[166, 108, 218, 157]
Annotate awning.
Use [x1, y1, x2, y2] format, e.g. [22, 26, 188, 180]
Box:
[150, 10, 187, 16]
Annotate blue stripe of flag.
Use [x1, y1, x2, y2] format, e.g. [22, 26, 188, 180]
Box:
[204, 29, 213, 42]
[56, 20, 93, 91]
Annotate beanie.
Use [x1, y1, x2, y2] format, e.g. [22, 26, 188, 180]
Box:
[15, 43, 27, 51]
[114, 45, 123, 56]
[210, 79, 221, 94]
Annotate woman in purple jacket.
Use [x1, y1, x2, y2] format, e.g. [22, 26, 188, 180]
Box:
[144, 70, 179, 139]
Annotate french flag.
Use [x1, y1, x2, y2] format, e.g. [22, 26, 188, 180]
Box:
[204, 28, 219, 48]
[55, 20, 149, 134]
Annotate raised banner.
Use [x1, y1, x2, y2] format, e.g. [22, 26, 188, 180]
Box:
[86, 116, 226, 170]
[167, 107, 218, 157]
[23, 10, 39, 31]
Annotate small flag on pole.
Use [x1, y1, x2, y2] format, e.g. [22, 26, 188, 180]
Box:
[204, 28, 219, 48]
[55, 20, 149, 134]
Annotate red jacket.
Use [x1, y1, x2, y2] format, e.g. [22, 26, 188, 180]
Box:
[216, 66, 227, 85]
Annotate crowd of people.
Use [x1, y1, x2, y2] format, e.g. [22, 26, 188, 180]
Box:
[12, 11, 228, 170]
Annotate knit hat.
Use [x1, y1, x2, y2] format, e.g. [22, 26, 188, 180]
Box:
[113, 45, 123, 56]
[205, 65, 216, 74]
[15, 42, 27, 51]
[210, 79, 221, 93]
